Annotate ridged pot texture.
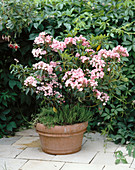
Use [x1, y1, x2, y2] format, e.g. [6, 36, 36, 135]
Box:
[36, 121, 88, 155]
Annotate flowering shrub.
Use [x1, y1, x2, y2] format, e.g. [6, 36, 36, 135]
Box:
[11, 32, 129, 123]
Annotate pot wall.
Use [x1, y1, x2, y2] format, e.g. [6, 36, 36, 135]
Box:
[36, 122, 88, 155]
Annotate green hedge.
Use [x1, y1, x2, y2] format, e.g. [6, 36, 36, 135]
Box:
[0, 0, 134, 144]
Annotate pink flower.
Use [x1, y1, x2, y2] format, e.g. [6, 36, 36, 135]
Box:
[50, 39, 66, 52]
[85, 49, 95, 53]
[75, 53, 80, 57]
[34, 36, 44, 44]
[112, 45, 129, 57]
[32, 48, 42, 58]
[24, 76, 37, 87]
[80, 56, 90, 63]
[45, 35, 52, 44]
[64, 37, 76, 45]
[33, 61, 53, 74]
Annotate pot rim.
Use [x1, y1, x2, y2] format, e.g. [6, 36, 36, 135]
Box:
[36, 121, 88, 134]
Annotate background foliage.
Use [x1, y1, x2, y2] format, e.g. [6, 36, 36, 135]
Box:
[0, 0, 134, 144]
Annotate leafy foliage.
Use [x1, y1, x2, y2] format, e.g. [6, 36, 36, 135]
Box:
[34, 104, 92, 127]
[0, 0, 134, 145]
[115, 143, 135, 164]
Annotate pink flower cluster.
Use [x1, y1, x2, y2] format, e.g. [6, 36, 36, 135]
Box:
[33, 32, 90, 58]
[62, 68, 98, 91]
[29, 32, 129, 106]
[89, 55, 105, 69]
[90, 68, 104, 79]
[112, 45, 129, 57]
[33, 61, 53, 74]
[50, 39, 66, 52]
[80, 56, 90, 63]
[24, 61, 63, 100]
[64, 37, 76, 45]
[50, 61, 62, 71]
[74, 35, 90, 47]
[85, 49, 95, 53]
[98, 45, 129, 62]
[24, 76, 37, 87]
[32, 48, 47, 59]
[94, 89, 110, 105]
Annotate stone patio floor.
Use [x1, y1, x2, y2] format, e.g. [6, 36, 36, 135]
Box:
[0, 128, 134, 170]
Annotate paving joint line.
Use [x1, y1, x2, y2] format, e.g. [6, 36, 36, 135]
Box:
[59, 162, 66, 170]
[18, 159, 29, 170]
[88, 151, 99, 164]
[14, 147, 27, 159]
[102, 165, 105, 170]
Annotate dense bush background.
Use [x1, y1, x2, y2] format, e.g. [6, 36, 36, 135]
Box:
[0, 0, 134, 144]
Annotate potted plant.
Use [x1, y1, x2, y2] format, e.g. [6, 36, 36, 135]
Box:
[10, 32, 129, 155]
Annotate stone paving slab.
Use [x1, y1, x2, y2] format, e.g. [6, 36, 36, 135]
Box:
[91, 152, 133, 166]
[0, 129, 133, 170]
[0, 158, 27, 170]
[103, 165, 134, 170]
[20, 160, 64, 170]
[0, 136, 21, 145]
[85, 132, 106, 141]
[83, 140, 119, 153]
[15, 128, 38, 137]
[0, 145, 24, 159]
[12, 136, 40, 148]
[16, 147, 55, 160]
[131, 159, 135, 169]
[52, 150, 98, 163]
[61, 163, 104, 170]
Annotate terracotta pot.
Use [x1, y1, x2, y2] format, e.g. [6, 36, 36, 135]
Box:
[36, 121, 88, 155]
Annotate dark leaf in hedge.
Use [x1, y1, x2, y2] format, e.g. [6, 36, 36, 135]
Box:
[0, 114, 6, 121]
[2, 109, 11, 115]
[29, 33, 39, 40]
[128, 117, 135, 122]
[116, 88, 121, 95]
[16, 81, 22, 89]
[34, 23, 39, 29]
[122, 41, 131, 45]
[133, 44, 135, 52]
[6, 121, 17, 131]
[9, 80, 16, 89]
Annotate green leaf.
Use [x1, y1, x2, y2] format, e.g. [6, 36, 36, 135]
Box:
[29, 33, 39, 40]
[2, 109, 11, 115]
[121, 138, 125, 144]
[6, 121, 17, 131]
[121, 57, 129, 61]
[118, 85, 126, 91]
[34, 23, 39, 29]
[115, 159, 120, 164]
[133, 44, 135, 52]
[26, 88, 30, 95]
[117, 108, 123, 112]
[0, 24, 3, 31]
[121, 159, 128, 164]
[9, 80, 16, 89]
[64, 23, 71, 31]
[122, 41, 131, 45]
[0, 114, 7, 121]
[116, 88, 121, 95]
[16, 81, 22, 89]
[133, 148, 135, 158]
[127, 45, 132, 52]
